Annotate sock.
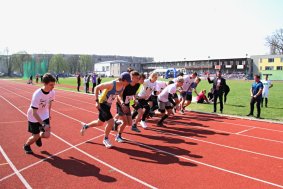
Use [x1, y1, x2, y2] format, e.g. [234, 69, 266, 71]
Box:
[104, 137, 108, 140]
[118, 133, 122, 137]
[159, 114, 169, 123]
[84, 124, 89, 129]
[132, 123, 137, 128]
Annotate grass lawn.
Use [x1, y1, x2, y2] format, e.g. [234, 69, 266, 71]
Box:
[13, 77, 283, 121]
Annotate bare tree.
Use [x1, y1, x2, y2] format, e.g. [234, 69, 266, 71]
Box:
[266, 28, 283, 55]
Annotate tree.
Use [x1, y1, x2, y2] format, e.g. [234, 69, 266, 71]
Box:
[48, 54, 67, 74]
[266, 28, 283, 55]
[10, 52, 31, 75]
[67, 55, 80, 74]
[79, 55, 92, 74]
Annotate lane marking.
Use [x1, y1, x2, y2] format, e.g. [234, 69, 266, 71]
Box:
[0, 145, 32, 189]
[236, 127, 256, 134]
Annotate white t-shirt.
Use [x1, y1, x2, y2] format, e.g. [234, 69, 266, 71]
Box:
[182, 75, 195, 91]
[138, 79, 156, 100]
[158, 84, 177, 102]
[155, 81, 167, 93]
[262, 79, 272, 94]
[27, 88, 55, 122]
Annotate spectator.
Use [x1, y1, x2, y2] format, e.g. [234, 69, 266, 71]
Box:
[35, 74, 39, 84]
[247, 75, 263, 118]
[196, 89, 209, 103]
[77, 74, 81, 92]
[207, 88, 214, 102]
[223, 84, 230, 103]
[207, 71, 227, 113]
[55, 74, 59, 84]
[261, 75, 273, 108]
[91, 73, 97, 94]
[86, 74, 91, 93]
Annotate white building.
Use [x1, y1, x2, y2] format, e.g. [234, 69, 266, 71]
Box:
[94, 61, 111, 77]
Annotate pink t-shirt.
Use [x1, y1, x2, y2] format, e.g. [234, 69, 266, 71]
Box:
[196, 92, 205, 101]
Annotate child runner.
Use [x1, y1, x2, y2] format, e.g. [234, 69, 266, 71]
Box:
[80, 72, 131, 148]
[157, 76, 184, 127]
[132, 72, 158, 129]
[179, 72, 197, 114]
[24, 73, 56, 154]
[115, 71, 141, 140]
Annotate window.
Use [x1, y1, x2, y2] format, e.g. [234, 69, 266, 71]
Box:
[260, 66, 262, 70]
[106, 66, 109, 71]
[230, 61, 233, 65]
[268, 58, 274, 63]
[236, 61, 239, 65]
[281, 58, 283, 62]
[242, 61, 246, 65]
[265, 66, 274, 70]
[259, 58, 262, 63]
[277, 66, 283, 70]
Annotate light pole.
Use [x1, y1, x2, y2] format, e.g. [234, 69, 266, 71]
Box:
[208, 56, 210, 74]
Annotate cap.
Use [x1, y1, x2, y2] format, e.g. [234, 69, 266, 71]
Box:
[120, 72, 132, 83]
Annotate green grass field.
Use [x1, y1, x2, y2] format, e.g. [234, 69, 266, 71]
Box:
[16, 77, 283, 121]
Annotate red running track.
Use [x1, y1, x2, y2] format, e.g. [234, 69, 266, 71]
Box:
[0, 80, 283, 189]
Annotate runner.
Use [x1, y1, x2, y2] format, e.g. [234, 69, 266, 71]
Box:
[23, 73, 56, 154]
[80, 72, 131, 148]
[131, 72, 158, 129]
[179, 72, 197, 114]
[157, 76, 184, 127]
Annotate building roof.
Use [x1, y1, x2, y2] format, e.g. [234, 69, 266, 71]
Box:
[95, 60, 129, 64]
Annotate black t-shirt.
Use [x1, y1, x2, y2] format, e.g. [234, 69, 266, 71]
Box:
[122, 83, 140, 104]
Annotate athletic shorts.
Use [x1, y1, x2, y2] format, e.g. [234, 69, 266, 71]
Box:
[99, 103, 113, 122]
[180, 92, 192, 101]
[116, 103, 131, 116]
[158, 100, 173, 111]
[28, 118, 50, 134]
[134, 99, 150, 110]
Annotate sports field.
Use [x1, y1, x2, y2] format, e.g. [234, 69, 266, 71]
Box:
[17, 77, 283, 121]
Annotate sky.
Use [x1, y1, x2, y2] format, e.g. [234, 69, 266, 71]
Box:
[0, 0, 282, 61]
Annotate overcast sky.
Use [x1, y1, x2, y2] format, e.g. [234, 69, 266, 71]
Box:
[0, 0, 282, 61]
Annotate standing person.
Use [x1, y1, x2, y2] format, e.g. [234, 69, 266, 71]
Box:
[179, 72, 197, 114]
[261, 75, 273, 108]
[83, 74, 88, 93]
[91, 72, 97, 94]
[157, 77, 184, 127]
[80, 72, 131, 148]
[247, 75, 263, 118]
[35, 74, 39, 84]
[86, 74, 91, 93]
[77, 73, 81, 92]
[97, 76, 102, 85]
[23, 73, 56, 154]
[55, 74, 59, 84]
[29, 75, 33, 84]
[223, 84, 230, 104]
[207, 71, 227, 113]
[40, 75, 43, 83]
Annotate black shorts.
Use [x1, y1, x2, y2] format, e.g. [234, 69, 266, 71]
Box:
[28, 118, 50, 134]
[134, 99, 150, 110]
[181, 92, 192, 101]
[99, 103, 113, 122]
[173, 93, 178, 99]
[116, 103, 131, 116]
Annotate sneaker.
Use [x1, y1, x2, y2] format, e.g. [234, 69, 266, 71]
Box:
[180, 109, 185, 115]
[157, 122, 166, 127]
[115, 135, 124, 143]
[23, 144, 33, 154]
[80, 122, 89, 136]
[103, 138, 112, 148]
[140, 121, 148, 128]
[131, 126, 141, 133]
[35, 138, 42, 147]
[246, 114, 253, 117]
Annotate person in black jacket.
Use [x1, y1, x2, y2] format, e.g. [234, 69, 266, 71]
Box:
[77, 74, 81, 92]
[223, 84, 230, 104]
[207, 71, 227, 113]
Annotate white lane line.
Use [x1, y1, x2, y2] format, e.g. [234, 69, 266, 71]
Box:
[0, 134, 104, 182]
[236, 127, 256, 134]
[0, 162, 9, 166]
[0, 145, 32, 189]
[0, 95, 157, 189]
[0, 120, 26, 124]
